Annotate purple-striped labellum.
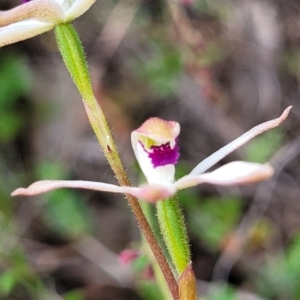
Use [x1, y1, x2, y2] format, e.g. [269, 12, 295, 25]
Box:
[140, 139, 180, 168]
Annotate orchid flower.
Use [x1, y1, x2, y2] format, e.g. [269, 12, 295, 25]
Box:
[0, 0, 96, 47]
[12, 107, 291, 203]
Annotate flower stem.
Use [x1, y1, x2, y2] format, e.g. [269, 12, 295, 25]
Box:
[54, 23, 178, 299]
[156, 197, 190, 275]
[141, 202, 173, 300]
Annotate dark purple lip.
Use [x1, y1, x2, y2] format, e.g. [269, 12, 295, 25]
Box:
[139, 139, 180, 168]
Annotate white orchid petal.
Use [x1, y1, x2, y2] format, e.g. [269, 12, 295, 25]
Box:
[0, 20, 54, 47]
[174, 161, 274, 189]
[0, 0, 64, 26]
[0, 0, 95, 48]
[11, 180, 133, 196]
[135, 140, 176, 184]
[64, 0, 97, 21]
[11, 180, 175, 203]
[189, 107, 292, 176]
[131, 117, 180, 185]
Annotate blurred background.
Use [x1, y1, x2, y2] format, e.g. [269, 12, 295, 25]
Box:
[0, 0, 300, 299]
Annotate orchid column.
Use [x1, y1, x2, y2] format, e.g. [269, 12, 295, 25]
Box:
[0, 1, 178, 299]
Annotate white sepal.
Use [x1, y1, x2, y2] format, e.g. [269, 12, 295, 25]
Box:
[190, 106, 292, 176]
[0, 20, 54, 47]
[174, 161, 274, 190]
[11, 179, 176, 203]
[0, 0, 96, 47]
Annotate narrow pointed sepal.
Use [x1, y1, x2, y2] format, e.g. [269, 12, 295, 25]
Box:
[190, 106, 292, 175]
[0, 20, 54, 47]
[0, 0, 63, 26]
[11, 180, 133, 196]
[178, 263, 197, 300]
[174, 161, 274, 190]
[11, 180, 176, 203]
[0, 0, 97, 47]
[0, 0, 64, 47]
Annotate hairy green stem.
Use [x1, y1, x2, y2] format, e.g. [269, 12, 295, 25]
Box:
[141, 202, 173, 300]
[54, 23, 178, 299]
[156, 197, 190, 275]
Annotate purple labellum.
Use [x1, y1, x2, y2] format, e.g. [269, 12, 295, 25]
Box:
[22, 0, 31, 2]
[140, 139, 180, 168]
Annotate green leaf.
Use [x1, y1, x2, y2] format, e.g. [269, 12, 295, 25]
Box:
[36, 161, 92, 237]
[138, 280, 164, 300]
[257, 235, 300, 298]
[0, 110, 25, 143]
[132, 254, 149, 273]
[45, 189, 92, 237]
[131, 44, 183, 97]
[0, 270, 17, 295]
[207, 284, 237, 300]
[0, 54, 31, 104]
[63, 290, 84, 300]
[0, 53, 31, 142]
[187, 196, 242, 248]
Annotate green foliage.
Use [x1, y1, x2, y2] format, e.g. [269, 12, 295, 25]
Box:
[207, 284, 236, 300]
[0, 269, 17, 295]
[282, 49, 300, 76]
[0, 158, 21, 216]
[138, 280, 165, 300]
[180, 189, 242, 249]
[245, 128, 284, 163]
[156, 196, 190, 275]
[45, 189, 92, 237]
[131, 43, 183, 97]
[193, 0, 210, 13]
[257, 235, 300, 299]
[0, 249, 43, 298]
[63, 290, 84, 300]
[0, 54, 31, 143]
[196, 42, 225, 67]
[194, 197, 241, 248]
[0, 51, 40, 299]
[132, 254, 149, 273]
[177, 163, 242, 248]
[37, 161, 93, 237]
[0, 54, 31, 102]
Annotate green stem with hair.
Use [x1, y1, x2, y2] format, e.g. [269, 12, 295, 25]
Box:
[54, 22, 178, 300]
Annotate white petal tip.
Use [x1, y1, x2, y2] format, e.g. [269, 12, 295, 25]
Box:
[11, 180, 55, 196]
[281, 106, 292, 121]
[11, 188, 27, 197]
